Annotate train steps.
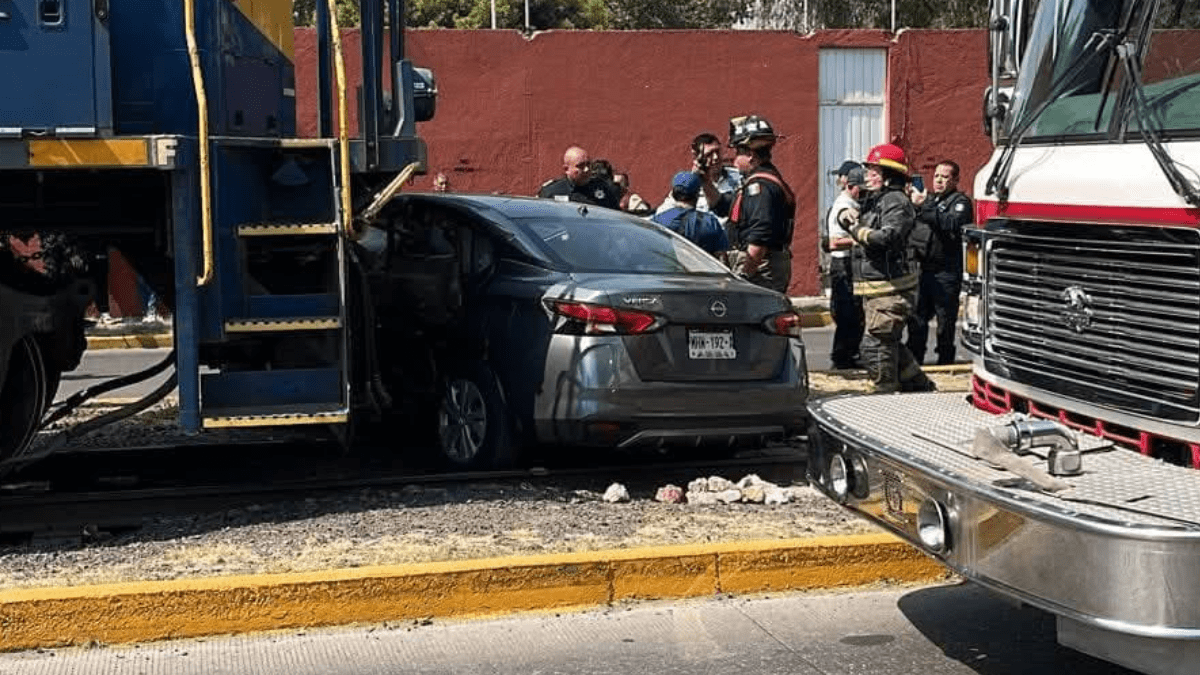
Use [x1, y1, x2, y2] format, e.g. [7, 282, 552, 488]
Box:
[195, 139, 350, 430]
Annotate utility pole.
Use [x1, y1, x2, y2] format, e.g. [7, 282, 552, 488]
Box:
[491, 0, 496, 28]
[525, 0, 530, 31]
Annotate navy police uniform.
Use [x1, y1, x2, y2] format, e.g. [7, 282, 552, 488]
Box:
[905, 189, 973, 365]
[537, 177, 621, 209]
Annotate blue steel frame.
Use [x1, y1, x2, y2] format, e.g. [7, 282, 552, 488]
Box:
[170, 139, 203, 433]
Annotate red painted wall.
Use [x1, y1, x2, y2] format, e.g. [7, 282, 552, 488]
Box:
[294, 28, 992, 296]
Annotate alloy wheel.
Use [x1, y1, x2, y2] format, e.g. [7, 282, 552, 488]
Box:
[438, 377, 488, 464]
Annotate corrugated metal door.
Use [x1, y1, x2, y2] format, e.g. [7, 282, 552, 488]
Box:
[818, 48, 886, 264]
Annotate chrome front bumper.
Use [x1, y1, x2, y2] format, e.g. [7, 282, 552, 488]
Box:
[808, 392, 1200, 641]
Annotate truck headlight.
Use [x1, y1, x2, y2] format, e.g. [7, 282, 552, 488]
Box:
[965, 240, 981, 276]
[917, 498, 951, 553]
[828, 453, 850, 501]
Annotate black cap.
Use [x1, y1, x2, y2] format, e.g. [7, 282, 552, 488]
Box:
[835, 160, 861, 177]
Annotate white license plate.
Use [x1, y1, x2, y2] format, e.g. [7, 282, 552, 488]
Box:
[688, 330, 736, 359]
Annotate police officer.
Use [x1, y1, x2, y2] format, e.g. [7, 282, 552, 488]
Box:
[906, 160, 974, 365]
[826, 164, 866, 370]
[839, 143, 935, 394]
[713, 115, 795, 295]
[537, 146, 621, 209]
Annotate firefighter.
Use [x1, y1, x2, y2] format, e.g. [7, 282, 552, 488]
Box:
[838, 143, 936, 393]
[714, 115, 795, 294]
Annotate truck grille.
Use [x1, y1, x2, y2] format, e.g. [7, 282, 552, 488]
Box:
[984, 222, 1200, 423]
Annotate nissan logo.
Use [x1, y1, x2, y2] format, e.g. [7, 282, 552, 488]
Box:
[1061, 285, 1094, 333]
[709, 299, 728, 318]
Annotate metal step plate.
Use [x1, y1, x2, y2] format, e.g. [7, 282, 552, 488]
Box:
[202, 405, 348, 429]
[236, 223, 339, 237]
[224, 317, 342, 333]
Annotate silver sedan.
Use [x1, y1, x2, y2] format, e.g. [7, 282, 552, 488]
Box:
[362, 194, 808, 468]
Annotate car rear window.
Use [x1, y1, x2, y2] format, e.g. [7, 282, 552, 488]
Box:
[519, 215, 729, 274]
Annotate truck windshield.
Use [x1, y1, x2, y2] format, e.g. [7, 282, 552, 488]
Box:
[1006, 0, 1129, 139]
[1130, 1, 1200, 137]
[1010, 0, 1200, 140]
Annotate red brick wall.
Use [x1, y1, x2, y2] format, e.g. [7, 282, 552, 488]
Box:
[295, 28, 992, 296]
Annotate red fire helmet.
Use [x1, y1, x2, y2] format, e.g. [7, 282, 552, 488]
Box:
[864, 143, 909, 174]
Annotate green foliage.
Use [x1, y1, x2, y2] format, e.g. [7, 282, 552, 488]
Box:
[292, 0, 994, 30]
[740, 0, 989, 30]
[605, 0, 743, 29]
[411, 0, 611, 29]
[294, 0, 363, 27]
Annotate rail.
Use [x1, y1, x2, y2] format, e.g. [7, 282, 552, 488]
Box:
[325, 0, 353, 236]
[184, 0, 214, 286]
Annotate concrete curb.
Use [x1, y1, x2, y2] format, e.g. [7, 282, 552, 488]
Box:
[0, 533, 946, 651]
[86, 333, 173, 350]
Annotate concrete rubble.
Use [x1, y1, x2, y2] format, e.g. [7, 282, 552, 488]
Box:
[602, 482, 631, 503]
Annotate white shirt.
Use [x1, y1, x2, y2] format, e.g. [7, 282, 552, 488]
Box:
[826, 191, 859, 259]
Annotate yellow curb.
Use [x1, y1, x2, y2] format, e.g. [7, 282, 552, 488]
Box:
[0, 533, 945, 651]
[798, 311, 833, 328]
[86, 334, 173, 350]
[922, 363, 973, 374]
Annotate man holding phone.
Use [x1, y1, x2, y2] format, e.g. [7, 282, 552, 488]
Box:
[655, 132, 742, 228]
[907, 160, 974, 365]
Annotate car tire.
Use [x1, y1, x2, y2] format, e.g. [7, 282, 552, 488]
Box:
[436, 362, 517, 470]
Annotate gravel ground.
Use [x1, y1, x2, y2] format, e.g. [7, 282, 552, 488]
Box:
[0, 370, 969, 591]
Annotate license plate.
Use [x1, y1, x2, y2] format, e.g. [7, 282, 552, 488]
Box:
[688, 330, 736, 359]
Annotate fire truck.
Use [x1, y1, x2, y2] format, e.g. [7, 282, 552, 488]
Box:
[0, 1, 434, 464]
[808, 1, 1200, 672]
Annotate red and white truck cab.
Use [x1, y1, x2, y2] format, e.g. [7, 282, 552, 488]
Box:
[808, 1, 1200, 672]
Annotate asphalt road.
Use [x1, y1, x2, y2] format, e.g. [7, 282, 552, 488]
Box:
[56, 347, 179, 404]
[3, 582, 1137, 674]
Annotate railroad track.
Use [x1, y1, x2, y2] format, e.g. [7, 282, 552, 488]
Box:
[0, 439, 809, 544]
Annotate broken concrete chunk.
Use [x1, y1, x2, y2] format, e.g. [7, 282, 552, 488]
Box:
[784, 486, 809, 501]
[687, 477, 709, 493]
[602, 483, 630, 503]
[686, 491, 719, 506]
[655, 484, 685, 504]
[741, 486, 766, 504]
[707, 476, 736, 492]
[764, 487, 790, 505]
[715, 489, 743, 504]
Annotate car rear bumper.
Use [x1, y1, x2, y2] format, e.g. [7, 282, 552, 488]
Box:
[533, 335, 808, 447]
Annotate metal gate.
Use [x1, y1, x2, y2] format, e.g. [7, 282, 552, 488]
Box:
[818, 48, 886, 274]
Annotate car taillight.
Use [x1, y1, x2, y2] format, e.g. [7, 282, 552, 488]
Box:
[762, 311, 802, 338]
[546, 300, 664, 335]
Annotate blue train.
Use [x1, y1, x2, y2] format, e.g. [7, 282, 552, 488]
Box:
[0, 0, 434, 463]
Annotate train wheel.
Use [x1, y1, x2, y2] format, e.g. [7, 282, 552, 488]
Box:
[0, 336, 48, 463]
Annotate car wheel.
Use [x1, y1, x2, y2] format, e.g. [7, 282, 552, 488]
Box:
[436, 363, 516, 469]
